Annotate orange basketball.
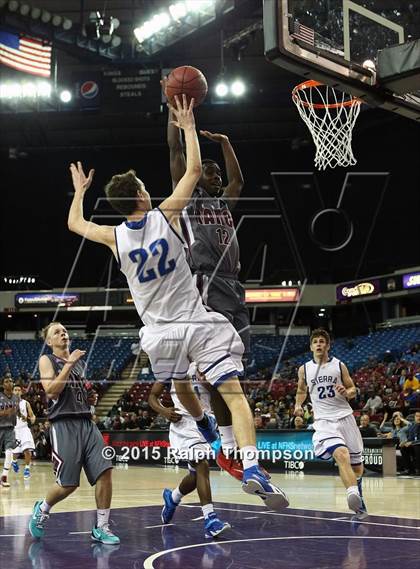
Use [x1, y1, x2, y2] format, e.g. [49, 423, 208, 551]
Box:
[165, 66, 208, 108]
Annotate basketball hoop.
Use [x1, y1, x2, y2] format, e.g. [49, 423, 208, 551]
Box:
[292, 80, 362, 170]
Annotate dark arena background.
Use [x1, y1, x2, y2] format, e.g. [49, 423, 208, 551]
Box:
[0, 1, 419, 568]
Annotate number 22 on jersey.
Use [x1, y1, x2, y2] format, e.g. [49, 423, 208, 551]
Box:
[129, 238, 176, 283]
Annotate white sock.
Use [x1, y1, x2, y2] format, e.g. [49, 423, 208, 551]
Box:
[346, 485, 360, 496]
[171, 487, 183, 504]
[40, 500, 51, 513]
[202, 503, 214, 519]
[97, 508, 110, 528]
[192, 412, 204, 422]
[219, 426, 236, 454]
[240, 446, 259, 470]
[3, 449, 12, 474]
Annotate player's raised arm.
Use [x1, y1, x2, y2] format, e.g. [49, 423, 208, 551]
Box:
[67, 161, 117, 256]
[200, 130, 244, 209]
[294, 365, 308, 413]
[336, 362, 357, 400]
[160, 95, 202, 228]
[163, 79, 187, 188]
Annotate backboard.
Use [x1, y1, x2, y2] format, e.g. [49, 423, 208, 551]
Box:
[264, 0, 420, 120]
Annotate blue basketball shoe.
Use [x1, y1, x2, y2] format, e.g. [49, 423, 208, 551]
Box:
[204, 513, 231, 539]
[242, 465, 289, 511]
[197, 413, 218, 445]
[12, 460, 19, 474]
[161, 488, 178, 524]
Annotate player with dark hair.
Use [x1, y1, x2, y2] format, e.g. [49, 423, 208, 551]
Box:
[29, 321, 119, 544]
[295, 329, 367, 518]
[0, 376, 19, 487]
[164, 79, 249, 479]
[148, 370, 231, 538]
[11, 384, 36, 480]
[67, 95, 288, 511]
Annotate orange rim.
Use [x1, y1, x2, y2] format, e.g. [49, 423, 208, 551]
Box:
[292, 80, 362, 109]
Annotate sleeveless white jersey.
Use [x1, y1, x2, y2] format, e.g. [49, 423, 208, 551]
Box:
[15, 399, 29, 429]
[170, 377, 212, 417]
[304, 357, 353, 421]
[114, 208, 208, 326]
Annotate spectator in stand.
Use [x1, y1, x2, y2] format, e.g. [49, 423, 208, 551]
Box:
[149, 413, 169, 430]
[102, 416, 112, 430]
[254, 409, 263, 430]
[293, 416, 306, 430]
[362, 392, 383, 416]
[277, 409, 290, 429]
[383, 379, 394, 397]
[403, 373, 420, 392]
[403, 388, 419, 414]
[124, 413, 139, 430]
[400, 411, 420, 475]
[398, 369, 407, 388]
[379, 412, 411, 473]
[359, 415, 378, 438]
[137, 410, 152, 430]
[385, 391, 404, 415]
[289, 406, 304, 429]
[112, 415, 122, 431]
[34, 422, 51, 460]
[304, 407, 314, 427]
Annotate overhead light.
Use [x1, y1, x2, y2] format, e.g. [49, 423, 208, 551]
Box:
[215, 81, 228, 97]
[60, 89, 72, 103]
[62, 18, 73, 30]
[31, 6, 41, 19]
[8, 1, 19, 12]
[111, 35, 121, 48]
[19, 3, 31, 16]
[52, 14, 63, 27]
[41, 10, 52, 24]
[231, 79, 245, 96]
[134, 0, 215, 46]
[169, 2, 187, 21]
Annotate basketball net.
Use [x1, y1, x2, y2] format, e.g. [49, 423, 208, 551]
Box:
[292, 80, 362, 170]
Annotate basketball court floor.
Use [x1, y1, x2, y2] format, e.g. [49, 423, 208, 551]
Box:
[0, 464, 419, 568]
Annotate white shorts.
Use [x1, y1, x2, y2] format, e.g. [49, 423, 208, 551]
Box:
[13, 427, 35, 454]
[169, 415, 212, 467]
[312, 414, 363, 465]
[140, 311, 244, 385]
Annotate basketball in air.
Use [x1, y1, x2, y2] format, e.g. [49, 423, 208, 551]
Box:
[165, 66, 208, 107]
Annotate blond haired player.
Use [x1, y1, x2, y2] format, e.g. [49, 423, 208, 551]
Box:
[295, 329, 367, 517]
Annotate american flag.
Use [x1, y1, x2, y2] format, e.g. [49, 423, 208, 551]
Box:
[0, 30, 52, 78]
[291, 21, 315, 46]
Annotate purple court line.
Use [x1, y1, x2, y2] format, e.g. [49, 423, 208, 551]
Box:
[143, 535, 420, 569]
[179, 504, 420, 530]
